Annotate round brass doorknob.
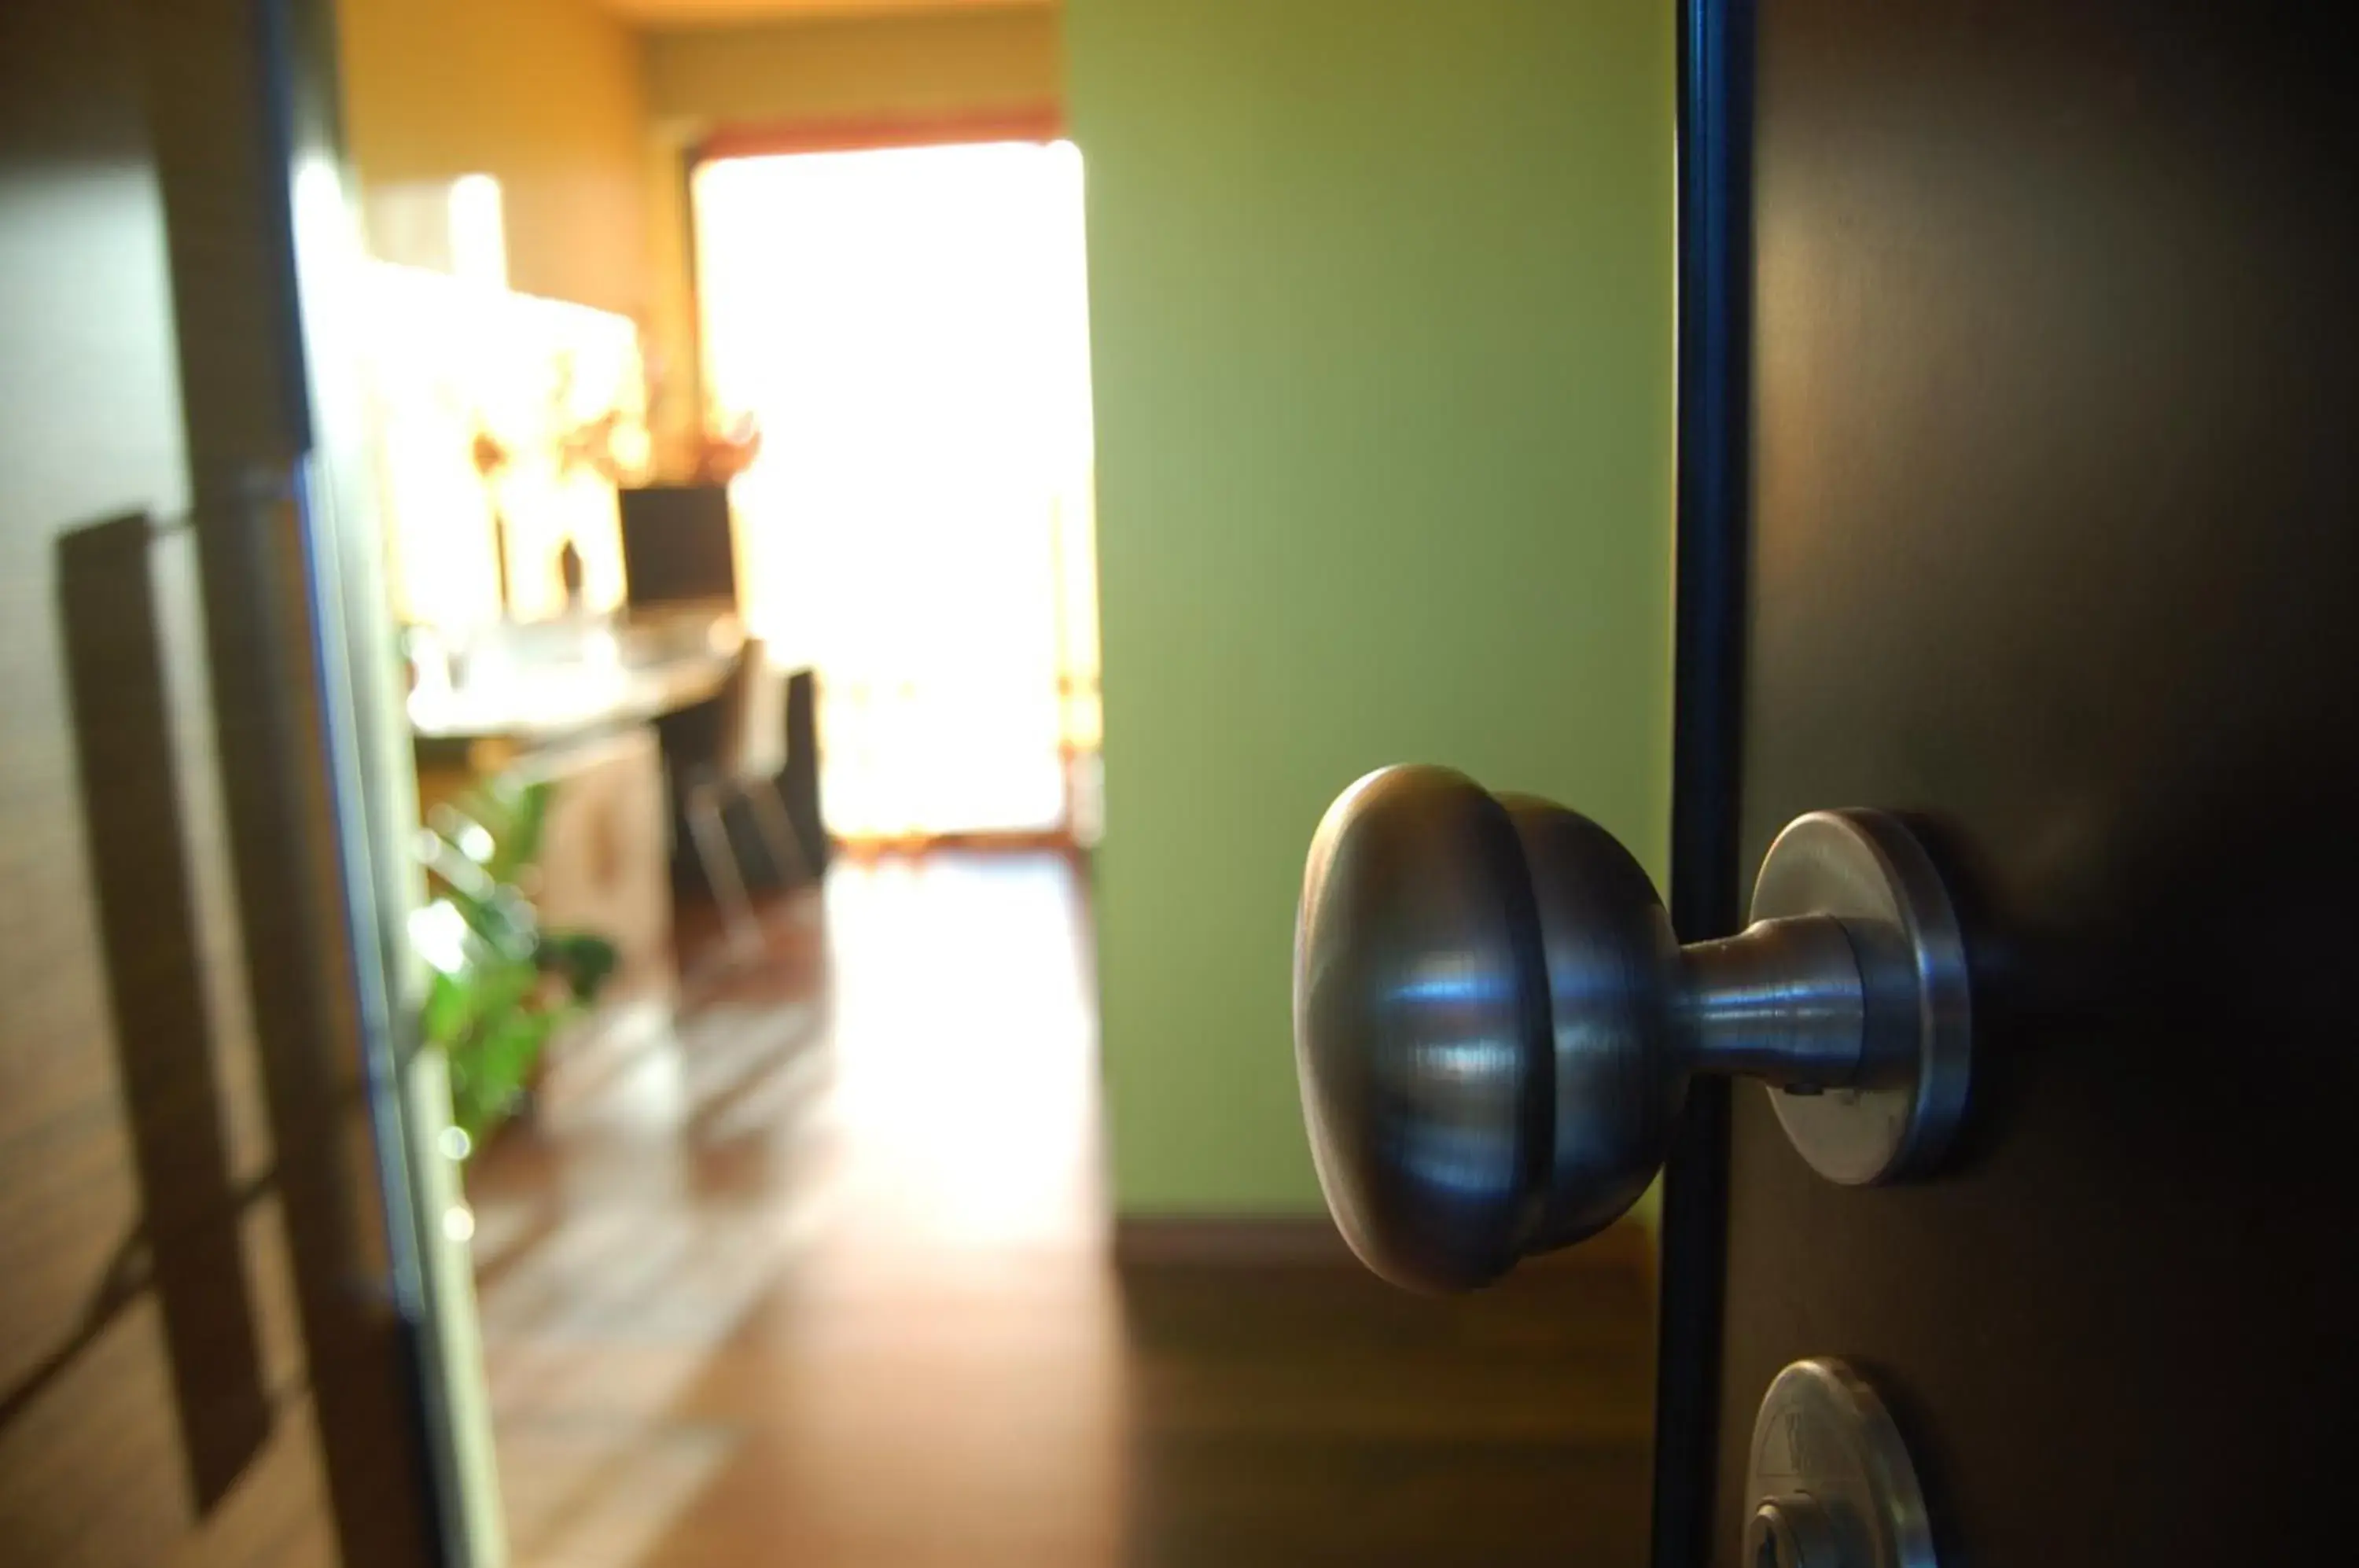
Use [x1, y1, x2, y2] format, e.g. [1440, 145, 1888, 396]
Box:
[1293, 766, 1971, 1294]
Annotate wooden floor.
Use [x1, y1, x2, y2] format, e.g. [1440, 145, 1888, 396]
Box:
[466, 851, 1655, 1568]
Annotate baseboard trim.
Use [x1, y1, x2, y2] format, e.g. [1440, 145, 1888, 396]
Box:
[1112, 1214, 1356, 1268]
[1111, 1213, 1659, 1275]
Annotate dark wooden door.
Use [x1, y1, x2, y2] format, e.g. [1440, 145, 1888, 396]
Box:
[2, 3, 445, 1563]
[1701, 0, 2358, 1561]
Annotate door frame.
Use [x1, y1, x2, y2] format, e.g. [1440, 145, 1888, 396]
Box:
[1651, 2, 1752, 1566]
[164, 0, 497, 1562]
[274, 0, 504, 1559]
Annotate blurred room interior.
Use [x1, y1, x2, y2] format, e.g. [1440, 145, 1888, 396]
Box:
[18, 0, 2359, 1562]
[3, 2, 1674, 1565]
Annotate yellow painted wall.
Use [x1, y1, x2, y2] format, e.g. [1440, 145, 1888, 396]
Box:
[1071, 0, 1677, 1214]
[639, 6, 1063, 458]
[643, 8, 1062, 127]
[335, 0, 651, 318]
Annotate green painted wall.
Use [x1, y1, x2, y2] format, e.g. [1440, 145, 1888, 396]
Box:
[1070, 0, 1676, 1214]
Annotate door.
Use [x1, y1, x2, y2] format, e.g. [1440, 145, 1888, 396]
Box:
[1693, 0, 2356, 1560]
[2, 2, 459, 1564]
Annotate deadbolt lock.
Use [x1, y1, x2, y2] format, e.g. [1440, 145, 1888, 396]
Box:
[1746, 1359, 1938, 1568]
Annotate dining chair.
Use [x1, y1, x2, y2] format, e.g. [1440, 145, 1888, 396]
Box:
[679, 638, 811, 953]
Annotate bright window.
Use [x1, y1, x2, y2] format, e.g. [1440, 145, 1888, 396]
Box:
[694, 141, 1099, 841]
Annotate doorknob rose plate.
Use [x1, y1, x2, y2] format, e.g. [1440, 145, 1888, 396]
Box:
[1293, 766, 1974, 1293]
[1750, 812, 1971, 1186]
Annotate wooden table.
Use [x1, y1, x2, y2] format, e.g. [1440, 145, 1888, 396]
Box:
[410, 649, 736, 987]
[410, 650, 733, 783]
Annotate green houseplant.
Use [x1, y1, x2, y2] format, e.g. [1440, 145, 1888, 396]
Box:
[410, 778, 617, 1147]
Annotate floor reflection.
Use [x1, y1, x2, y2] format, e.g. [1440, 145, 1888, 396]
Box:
[470, 852, 1124, 1567]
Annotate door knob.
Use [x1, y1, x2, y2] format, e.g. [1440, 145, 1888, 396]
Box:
[1293, 766, 1970, 1293]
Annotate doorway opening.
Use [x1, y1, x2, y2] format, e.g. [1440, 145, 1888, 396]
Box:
[324, 4, 1661, 1561]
